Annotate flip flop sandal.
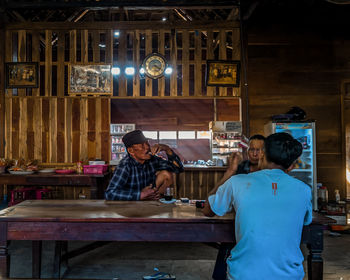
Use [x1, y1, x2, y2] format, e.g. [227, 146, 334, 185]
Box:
[143, 272, 176, 280]
[159, 274, 176, 280]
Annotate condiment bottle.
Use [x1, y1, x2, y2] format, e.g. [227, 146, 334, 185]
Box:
[335, 189, 340, 203]
[76, 161, 83, 174]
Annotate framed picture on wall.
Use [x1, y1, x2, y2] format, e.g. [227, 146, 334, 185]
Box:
[206, 60, 240, 87]
[68, 64, 112, 95]
[5, 62, 39, 88]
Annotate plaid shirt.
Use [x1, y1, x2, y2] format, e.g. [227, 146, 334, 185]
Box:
[105, 152, 184, 201]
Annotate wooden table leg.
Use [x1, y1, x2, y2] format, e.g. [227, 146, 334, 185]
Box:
[0, 222, 9, 279]
[212, 242, 235, 280]
[32, 240, 42, 278]
[53, 241, 65, 278]
[307, 224, 324, 280]
[89, 177, 98, 199]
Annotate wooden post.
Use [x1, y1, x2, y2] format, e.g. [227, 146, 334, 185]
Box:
[118, 30, 127, 97]
[194, 30, 202, 96]
[57, 31, 65, 97]
[206, 30, 215, 96]
[170, 29, 177, 96]
[218, 30, 227, 97]
[133, 30, 140, 97]
[0, 222, 9, 279]
[158, 30, 165, 97]
[17, 30, 26, 97]
[0, 27, 5, 157]
[182, 30, 189, 97]
[31, 30, 40, 97]
[145, 30, 152, 97]
[45, 30, 52, 97]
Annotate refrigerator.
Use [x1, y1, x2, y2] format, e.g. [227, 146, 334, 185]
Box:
[264, 121, 317, 210]
[110, 124, 135, 165]
[209, 121, 248, 166]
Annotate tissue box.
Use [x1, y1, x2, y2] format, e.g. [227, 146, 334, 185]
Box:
[88, 161, 106, 165]
[83, 164, 108, 174]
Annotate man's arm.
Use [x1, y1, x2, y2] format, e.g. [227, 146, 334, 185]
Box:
[151, 144, 184, 173]
[203, 177, 235, 217]
[203, 153, 241, 217]
[208, 152, 242, 196]
[304, 188, 313, 225]
[203, 200, 216, 217]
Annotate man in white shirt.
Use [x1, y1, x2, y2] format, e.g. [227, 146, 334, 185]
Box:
[203, 132, 312, 280]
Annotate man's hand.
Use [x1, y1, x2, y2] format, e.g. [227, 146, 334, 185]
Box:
[150, 144, 173, 156]
[140, 185, 160, 200]
[226, 152, 243, 176]
[207, 152, 243, 197]
[202, 200, 216, 217]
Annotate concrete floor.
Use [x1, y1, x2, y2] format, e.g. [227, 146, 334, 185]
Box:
[8, 231, 350, 280]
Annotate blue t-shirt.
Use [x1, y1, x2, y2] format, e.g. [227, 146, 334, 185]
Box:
[208, 169, 312, 280]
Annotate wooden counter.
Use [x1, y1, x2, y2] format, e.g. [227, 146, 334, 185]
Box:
[0, 172, 111, 200]
[177, 165, 227, 199]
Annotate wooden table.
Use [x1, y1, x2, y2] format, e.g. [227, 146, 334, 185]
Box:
[0, 200, 334, 280]
[0, 172, 111, 199]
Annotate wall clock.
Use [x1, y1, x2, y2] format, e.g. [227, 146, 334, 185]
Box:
[142, 53, 167, 79]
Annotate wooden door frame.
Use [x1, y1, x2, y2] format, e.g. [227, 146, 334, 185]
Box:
[341, 79, 350, 199]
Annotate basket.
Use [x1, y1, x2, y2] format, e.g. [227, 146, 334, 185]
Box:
[83, 164, 109, 174]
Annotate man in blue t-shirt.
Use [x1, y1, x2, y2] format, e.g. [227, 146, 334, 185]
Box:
[203, 132, 312, 280]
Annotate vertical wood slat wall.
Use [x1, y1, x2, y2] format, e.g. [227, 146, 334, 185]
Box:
[176, 170, 226, 200]
[3, 22, 240, 163]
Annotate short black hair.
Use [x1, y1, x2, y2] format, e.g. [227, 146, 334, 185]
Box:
[249, 134, 266, 142]
[265, 132, 302, 169]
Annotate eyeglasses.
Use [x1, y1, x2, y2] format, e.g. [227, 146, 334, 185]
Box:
[248, 148, 263, 153]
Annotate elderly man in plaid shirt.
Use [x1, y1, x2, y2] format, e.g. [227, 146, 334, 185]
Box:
[105, 130, 184, 201]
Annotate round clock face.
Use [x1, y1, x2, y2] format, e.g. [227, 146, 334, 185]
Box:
[143, 53, 167, 79]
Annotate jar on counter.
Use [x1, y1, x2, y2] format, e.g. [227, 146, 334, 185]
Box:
[335, 189, 340, 203]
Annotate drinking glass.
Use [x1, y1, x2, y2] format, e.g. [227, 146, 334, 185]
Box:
[164, 187, 174, 201]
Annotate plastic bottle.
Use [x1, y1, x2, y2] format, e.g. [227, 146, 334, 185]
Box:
[317, 183, 328, 211]
[335, 189, 340, 203]
[322, 186, 328, 203]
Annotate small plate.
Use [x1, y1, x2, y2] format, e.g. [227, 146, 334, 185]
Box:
[8, 170, 35, 175]
[39, 168, 56, 173]
[159, 198, 176, 204]
[55, 169, 76, 174]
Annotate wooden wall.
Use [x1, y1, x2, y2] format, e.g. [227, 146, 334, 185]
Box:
[176, 169, 226, 200]
[4, 97, 110, 162]
[1, 21, 241, 163]
[247, 23, 347, 200]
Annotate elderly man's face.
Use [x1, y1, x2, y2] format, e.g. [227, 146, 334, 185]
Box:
[247, 139, 265, 165]
[128, 141, 151, 163]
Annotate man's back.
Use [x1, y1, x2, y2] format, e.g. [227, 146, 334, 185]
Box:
[209, 169, 312, 280]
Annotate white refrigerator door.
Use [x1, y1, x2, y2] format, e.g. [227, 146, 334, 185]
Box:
[265, 122, 317, 210]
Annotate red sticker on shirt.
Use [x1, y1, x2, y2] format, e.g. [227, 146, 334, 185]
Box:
[272, 183, 277, 196]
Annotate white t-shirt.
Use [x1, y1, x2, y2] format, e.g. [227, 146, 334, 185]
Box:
[208, 169, 313, 280]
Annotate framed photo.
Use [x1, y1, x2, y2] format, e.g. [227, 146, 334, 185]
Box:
[5, 62, 39, 88]
[206, 60, 241, 87]
[68, 64, 112, 95]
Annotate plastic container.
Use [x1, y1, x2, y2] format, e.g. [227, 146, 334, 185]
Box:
[335, 189, 340, 203]
[83, 164, 108, 174]
[89, 161, 106, 165]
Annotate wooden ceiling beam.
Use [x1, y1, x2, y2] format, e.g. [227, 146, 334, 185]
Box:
[5, 20, 239, 30]
[1, 1, 239, 9]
